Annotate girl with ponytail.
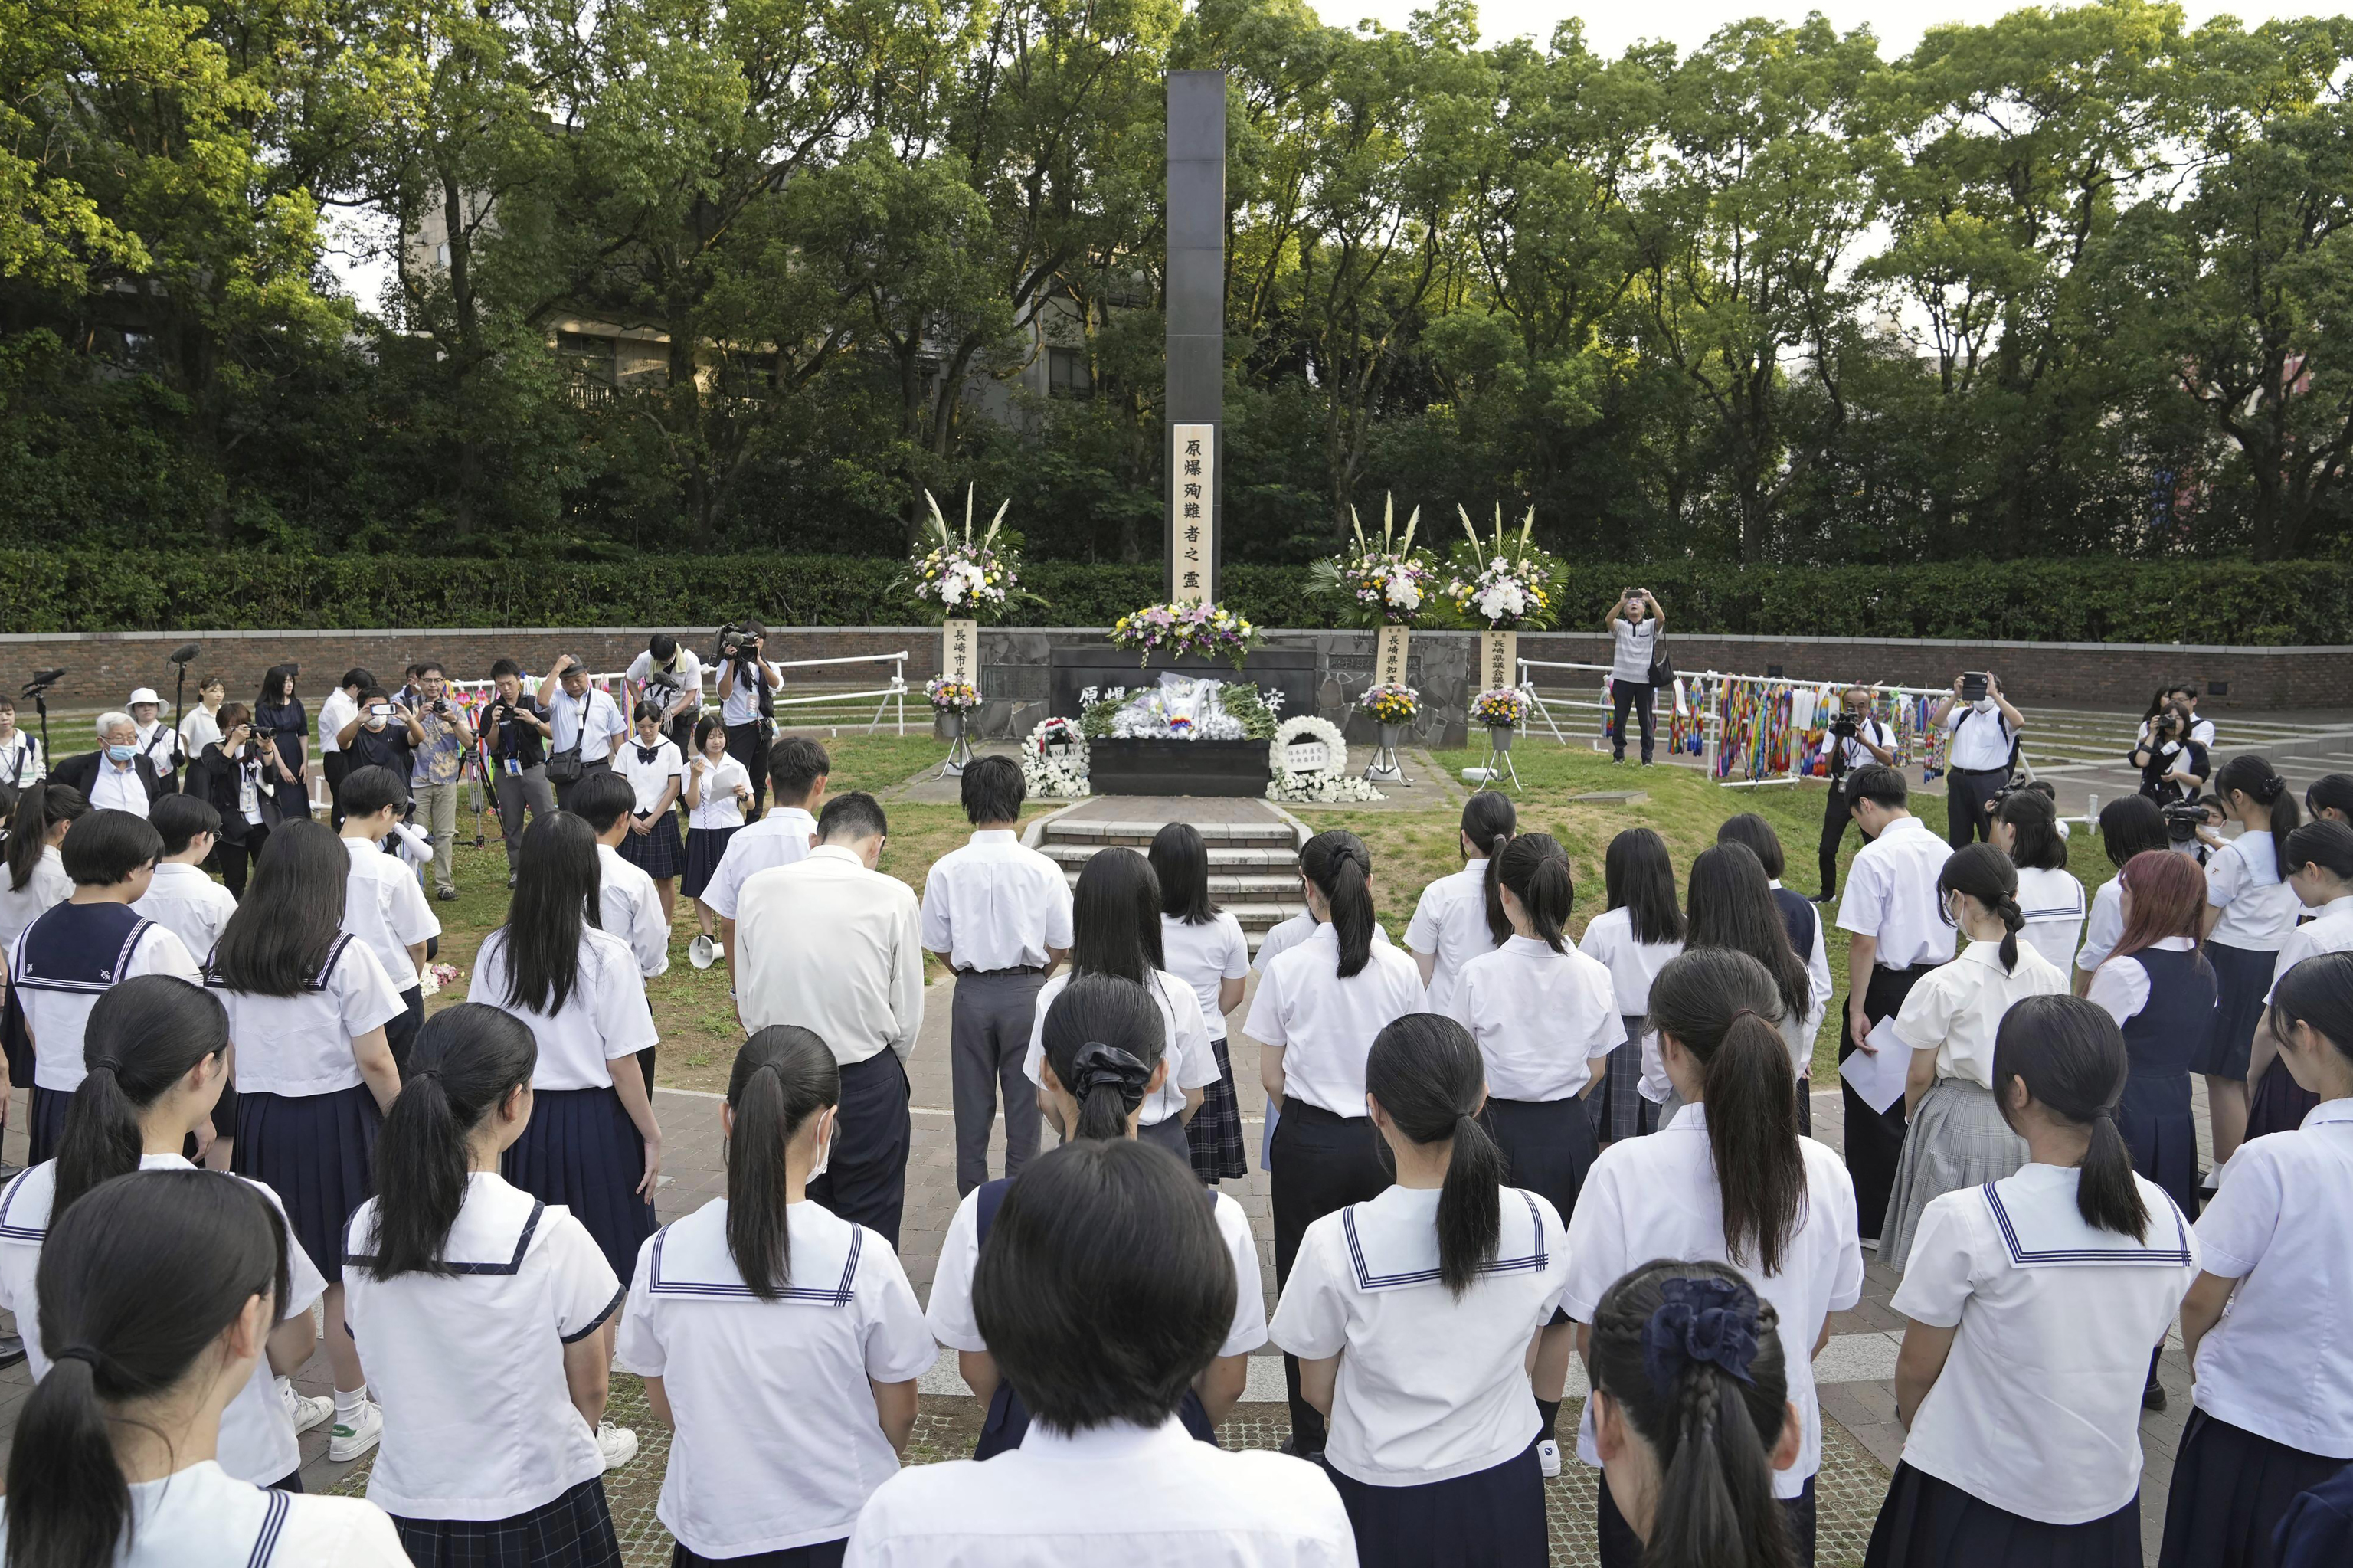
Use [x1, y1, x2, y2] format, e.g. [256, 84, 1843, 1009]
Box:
[1686, 843, 1828, 1119]
[0, 780, 81, 946]
[343, 1003, 636, 1563]
[937, 974, 1267, 1461]
[2308, 771, 2353, 826]
[1586, 1261, 1802, 1568]
[1581, 827, 1688, 1143]
[1447, 832, 1621, 1475]
[2246, 820, 2353, 1141]
[1867, 994, 2195, 1568]
[1405, 793, 1516, 1013]
[0, 1169, 407, 1566]
[0, 975, 337, 1489]
[1565, 948, 1862, 1566]
[614, 1026, 934, 1563]
[1877, 843, 2067, 1270]
[2194, 752, 2306, 1171]
[1245, 827, 1423, 1454]
[1268, 1013, 1569, 1568]
[1151, 821, 1255, 1183]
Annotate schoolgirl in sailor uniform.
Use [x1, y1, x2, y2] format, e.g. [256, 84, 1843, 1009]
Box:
[1150, 821, 1255, 1183]
[0, 779, 81, 957]
[1017, 848, 1215, 1167]
[2073, 797, 2171, 997]
[1868, 995, 2198, 1568]
[2194, 754, 2305, 1172]
[615, 701, 686, 898]
[682, 714, 751, 925]
[2085, 850, 2216, 1222]
[1564, 948, 1862, 1566]
[1715, 812, 1835, 1069]
[1244, 829, 1424, 1455]
[1404, 794, 1515, 1016]
[2243, 820, 2353, 1139]
[1880, 844, 2067, 1270]
[343, 1004, 635, 1566]
[0, 977, 333, 1488]
[936, 974, 1266, 1458]
[1578, 827, 1687, 1142]
[1268, 1014, 1569, 1568]
[2160, 950, 2353, 1568]
[1684, 842, 1829, 1124]
[619, 1026, 933, 1566]
[468, 812, 663, 1282]
[1992, 788, 2088, 971]
[0, 1170, 409, 1567]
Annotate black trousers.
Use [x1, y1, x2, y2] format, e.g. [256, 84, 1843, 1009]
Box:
[1611, 679, 1658, 762]
[551, 755, 613, 814]
[1271, 1099, 1393, 1453]
[322, 751, 349, 828]
[1946, 766, 2005, 848]
[1840, 964, 1932, 1242]
[725, 720, 773, 817]
[215, 827, 269, 899]
[1818, 781, 1857, 897]
[385, 986, 425, 1074]
[807, 1050, 911, 1249]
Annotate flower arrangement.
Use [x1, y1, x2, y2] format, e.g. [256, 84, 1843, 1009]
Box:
[1471, 686, 1529, 728]
[1078, 678, 1283, 741]
[1021, 717, 1090, 798]
[1358, 683, 1419, 726]
[925, 677, 980, 712]
[1267, 715, 1385, 803]
[900, 485, 1034, 625]
[1108, 601, 1263, 669]
[1307, 494, 1438, 628]
[1442, 504, 1565, 630]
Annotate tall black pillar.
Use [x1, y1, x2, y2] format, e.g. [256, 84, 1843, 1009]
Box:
[1167, 70, 1224, 605]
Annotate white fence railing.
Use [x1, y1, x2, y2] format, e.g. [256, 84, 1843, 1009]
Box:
[443, 650, 911, 737]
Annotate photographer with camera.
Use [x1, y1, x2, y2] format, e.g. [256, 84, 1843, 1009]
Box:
[2141, 681, 2217, 751]
[315, 666, 373, 827]
[1602, 587, 1665, 766]
[626, 633, 705, 763]
[1814, 685, 1896, 903]
[535, 653, 630, 812]
[2129, 700, 2210, 809]
[398, 659, 473, 902]
[1931, 669, 2025, 849]
[193, 702, 294, 895]
[335, 685, 424, 784]
[479, 659, 555, 882]
[715, 620, 782, 813]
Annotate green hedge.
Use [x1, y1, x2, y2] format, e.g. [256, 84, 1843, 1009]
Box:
[5, 553, 2350, 643]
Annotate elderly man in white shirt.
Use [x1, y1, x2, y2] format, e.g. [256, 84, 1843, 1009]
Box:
[56, 712, 160, 818]
[535, 654, 631, 812]
[733, 791, 923, 1247]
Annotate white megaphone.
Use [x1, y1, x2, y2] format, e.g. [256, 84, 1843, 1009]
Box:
[689, 935, 722, 970]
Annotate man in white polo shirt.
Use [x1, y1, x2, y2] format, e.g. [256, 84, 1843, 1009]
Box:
[1931, 669, 2026, 849]
[316, 666, 373, 829]
[535, 654, 630, 813]
[700, 736, 828, 971]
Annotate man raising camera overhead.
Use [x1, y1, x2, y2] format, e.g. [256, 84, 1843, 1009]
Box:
[536, 653, 631, 813]
[715, 620, 782, 816]
[1813, 686, 1897, 903]
[1931, 669, 2026, 849]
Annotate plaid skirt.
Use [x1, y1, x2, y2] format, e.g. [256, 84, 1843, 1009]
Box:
[1589, 1018, 1662, 1143]
[1881, 1079, 2028, 1271]
[394, 1476, 621, 1568]
[617, 812, 684, 881]
[1186, 1033, 1250, 1182]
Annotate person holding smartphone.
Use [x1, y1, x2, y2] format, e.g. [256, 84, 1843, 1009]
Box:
[1931, 672, 2027, 849]
[1603, 588, 1665, 767]
[198, 704, 298, 897]
[337, 686, 424, 781]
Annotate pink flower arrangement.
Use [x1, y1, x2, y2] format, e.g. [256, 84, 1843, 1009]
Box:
[1108, 601, 1263, 669]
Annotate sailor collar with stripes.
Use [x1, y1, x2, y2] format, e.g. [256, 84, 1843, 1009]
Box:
[643, 1196, 863, 1306]
[1339, 1183, 1550, 1293]
[1978, 1163, 2193, 1269]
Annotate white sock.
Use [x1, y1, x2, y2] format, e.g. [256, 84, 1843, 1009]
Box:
[333, 1383, 369, 1420]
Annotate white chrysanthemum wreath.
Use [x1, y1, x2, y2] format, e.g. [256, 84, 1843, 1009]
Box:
[1021, 717, 1091, 799]
[1267, 715, 1383, 804]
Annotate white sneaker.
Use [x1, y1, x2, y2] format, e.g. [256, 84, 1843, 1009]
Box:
[1536, 1439, 1562, 1478]
[326, 1398, 383, 1462]
[280, 1378, 334, 1436]
[595, 1422, 639, 1471]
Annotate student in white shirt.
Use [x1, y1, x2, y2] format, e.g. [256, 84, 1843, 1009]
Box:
[1877, 996, 2198, 1568]
[2246, 821, 2353, 1141]
[344, 1004, 636, 1562]
[1991, 788, 2086, 971]
[0, 780, 83, 956]
[1583, 1262, 1808, 1568]
[0, 693, 45, 787]
[338, 764, 443, 1069]
[1404, 793, 1516, 1016]
[1685, 843, 1828, 1114]
[1150, 820, 1254, 1183]
[1255, 905, 1392, 976]
[2192, 754, 2306, 1173]
[317, 665, 372, 823]
[1930, 669, 2024, 849]
[716, 622, 784, 811]
[1444, 832, 1618, 1475]
[1565, 949, 1863, 1566]
[2163, 951, 2353, 1568]
[614, 701, 686, 919]
[208, 818, 404, 1460]
[1244, 829, 1424, 1455]
[535, 654, 632, 813]
[133, 794, 239, 964]
[705, 735, 829, 974]
[1717, 814, 1834, 1052]
[1579, 826, 1686, 1143]
[178, 673, 227, 761]
[0, 1169, 409, 1566]
[620, 1025, 933, 1563]
[680, 714, 751, 948]
[2074, 796, 2171, 997]
[2309, 773, 2353, 827]
[626, 631, 705, 758]
[467, 813, 663, 1284]
[0, 976, 335, 1485]
[923, 755, 1072, 1193]
[573, 771, 672, 1105]
[1269, 1014, 1569, 1567]
[854, 1138, 1353, 1567]
[936, 975, 1265, 1456]
[1880, 844, 2068, 1269]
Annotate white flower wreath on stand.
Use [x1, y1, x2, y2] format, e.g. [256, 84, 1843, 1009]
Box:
[1021, 717, 1091, 799]
[1267, 715, 1384, 804]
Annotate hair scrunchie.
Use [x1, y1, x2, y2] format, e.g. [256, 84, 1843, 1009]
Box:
[1641, 1275, 1761, 1398]
[2258, 774, 2288, 804]
[1069, 1042, 1153, 1113]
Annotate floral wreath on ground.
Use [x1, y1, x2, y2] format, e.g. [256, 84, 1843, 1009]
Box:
[925, 677, 980, 712]
[1267, 715, 1383, 804]
[1022, 717, 1090, 798]
[1471, 687, 1528, 728]
[1108, 601, 1262, 669]
[1443, 503, 1564, 630]
[1306, 493, 1436, 628]
[898, 485, 1039, 624]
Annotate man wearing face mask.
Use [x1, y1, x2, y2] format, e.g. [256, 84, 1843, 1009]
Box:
[51, 712, 169, 817]
[1814, 685, 1897, 903]
[335, 685, 426, 780]
[1930, 670, 2026, 849]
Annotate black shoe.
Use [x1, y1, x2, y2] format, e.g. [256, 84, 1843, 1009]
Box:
[1811, 892, 1836, 905]
[2143, 1377, 2166, 1412]
[436, 886, 459, 902]
[0, 1334, 25, 1370]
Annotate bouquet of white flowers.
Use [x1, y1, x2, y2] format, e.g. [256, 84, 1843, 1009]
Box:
[1442, 504, 1564, 631]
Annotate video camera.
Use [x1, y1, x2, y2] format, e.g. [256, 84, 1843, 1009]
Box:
[715, 623, 758, 660]
[2163, 800, 2214, 843]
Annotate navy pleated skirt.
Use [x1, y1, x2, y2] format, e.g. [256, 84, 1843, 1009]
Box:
[394, 1475, 622, 1567]
[2118, 1067, 2200, 1217]
[27, 1085, 73, 1167]
[1324, 1441, 1547, 1568]
[2193, 942, 2280, 1079]
[234, 1085, 381, 1286]
[620, 813, 684, 881]
[1866, 1462, 2139, 1568]
[2159, 1409, 2346, 1568]
[681, 826, 738, 901]
[673, 1537, 845, 1566]
[1186, 1033, 1249, 1183]
[2247, 1057, 2322, 1141]
[1138, 1113, 1191, 1165]
[502, 1085, 656, 1282]
[1482, 1094, 1598, 1226]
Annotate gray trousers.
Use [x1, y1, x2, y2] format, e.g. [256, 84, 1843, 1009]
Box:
[495, 763, 557, 869]
[951, 970, 1046, 1196]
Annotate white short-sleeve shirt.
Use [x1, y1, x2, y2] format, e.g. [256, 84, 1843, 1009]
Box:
[2014, 866, 2086, 971]
[1574, 905, 1683, 1020]
[2190, 1099, 2353, 1458]
[919, 831, 1074, 972]
[2086, 937, 2208, 1026]
[1561, 1105, 1863, 1497]
[0, 1459, 408, 1566]
[318, 688, 358, 754]
[718, 658, 783, 726]
[1609, 617, 1659, 683]
[133, 862, 240, 962]
[700, 808, 817, 920]
[2076, 876, 2126, 974]
[2267, 899, 2353, 1003]
[616, 736, 685, 814]
[2205, 833, 2302, 951]
[687, 755, 751, 831]
[467, 926, 659, 1091]
[1448, 936, 1623, 1102]
[1891, 1164, 2198, 1523]
[0, 846, 70, 953]
[1837, 816, 1961, 970]
[343, 836, 440, 992]
[1159, 912, 1251, 1040]
[626, 649, 706, 718]
[208, 935, 404, 1097]
[1242, 925, 1424, 1117]
[1269, 1184, 1569, 1486]
[345, 1174, 623, 1519]
[1943, 704, 2016, 773]
[615, 1198, 935, 1557]
[548, 686, 630, 765]
[1023, 968, 1217, 1127]
[1254, 912, 1389, 975]
[9, 915, 202, 1092]
[1403, 863, 1501, 1017]
[1892, 939, 2070, 1089]
[597, 843, 671, 980]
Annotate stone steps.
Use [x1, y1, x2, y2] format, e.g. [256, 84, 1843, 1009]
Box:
[1038, 807, 1301, 952]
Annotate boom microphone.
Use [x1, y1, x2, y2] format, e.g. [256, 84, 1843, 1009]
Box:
[169, 643, 201, 665]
